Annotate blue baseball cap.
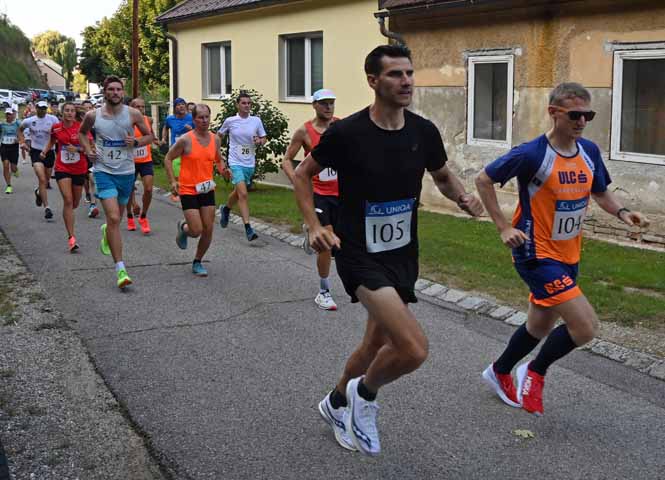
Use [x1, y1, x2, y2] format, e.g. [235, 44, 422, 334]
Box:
[174, 97, 186, 106]
[312, 89, 336, 102]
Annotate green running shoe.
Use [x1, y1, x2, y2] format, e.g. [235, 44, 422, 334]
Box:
[100, 224, 111, 256]
[4, 185, 12, 194]
[117, 268, 132, 289]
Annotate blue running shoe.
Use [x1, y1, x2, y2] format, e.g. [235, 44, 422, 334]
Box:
[220, 206, 230, 228]
[246, 226, 258, 242]
[192, 261, 208, 277]
[176, 220, 188, 250]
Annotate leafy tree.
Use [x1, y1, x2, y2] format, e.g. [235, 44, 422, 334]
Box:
[211, 88, 291, 181]
[78, 0, 177, 97]
[32, 30, 77, 88]
[72, 71, 88, 94]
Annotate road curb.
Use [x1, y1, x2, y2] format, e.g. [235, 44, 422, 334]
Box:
[152, 187, 665, 383]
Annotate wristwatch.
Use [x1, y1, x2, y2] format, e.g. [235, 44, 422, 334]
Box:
[133, 139, 139, 148]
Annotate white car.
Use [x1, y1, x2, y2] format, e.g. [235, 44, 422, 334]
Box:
[0, 89, 26, 106]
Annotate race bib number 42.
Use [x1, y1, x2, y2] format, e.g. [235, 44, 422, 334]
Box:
[551, 197, 588, 241]
[101, 140, 128, 162]
[365, 198, 415, 253]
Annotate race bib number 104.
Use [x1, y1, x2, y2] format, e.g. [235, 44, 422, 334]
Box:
[365, 198, 415, 253]
[551, 197, 588, 241]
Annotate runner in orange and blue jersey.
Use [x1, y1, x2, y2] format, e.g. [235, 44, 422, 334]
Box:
[475, 82, 650, 416]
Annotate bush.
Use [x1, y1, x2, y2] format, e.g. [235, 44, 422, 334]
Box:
[210, 88, 290, 181]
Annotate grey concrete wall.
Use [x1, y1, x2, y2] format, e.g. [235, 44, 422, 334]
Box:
[410, 86, 665, 248]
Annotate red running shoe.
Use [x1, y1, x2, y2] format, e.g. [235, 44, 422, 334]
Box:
[516, 363, 545, 416]
[68, 236, 79, 253]
[482, 363, 520, 408]
[138, 217, 151, 235]
[127, 217, 136, 231]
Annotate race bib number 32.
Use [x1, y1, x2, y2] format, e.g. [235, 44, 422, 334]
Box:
[551, 197, 588, 241]
[61, 147, 80, 164]
[365, 198, 415, 253]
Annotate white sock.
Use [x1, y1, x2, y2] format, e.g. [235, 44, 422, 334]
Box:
[115, 261, 125, 272]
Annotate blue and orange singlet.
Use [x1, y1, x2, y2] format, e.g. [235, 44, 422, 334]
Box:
[486, 135, 611, 265]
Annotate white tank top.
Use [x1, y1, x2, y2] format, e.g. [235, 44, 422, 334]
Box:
[93, 105, 134, 175]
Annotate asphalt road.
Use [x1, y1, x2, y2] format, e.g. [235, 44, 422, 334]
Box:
[1, 165, 664, 480]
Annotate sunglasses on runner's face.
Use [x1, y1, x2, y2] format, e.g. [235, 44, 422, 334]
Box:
[550, 106, 596, 122]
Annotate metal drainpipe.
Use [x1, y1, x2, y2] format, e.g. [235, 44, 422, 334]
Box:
[165, 33, 178, 100]
[375, 13, 406, 46]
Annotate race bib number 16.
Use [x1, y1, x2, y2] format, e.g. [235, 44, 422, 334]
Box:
[365, 198, 415, 253]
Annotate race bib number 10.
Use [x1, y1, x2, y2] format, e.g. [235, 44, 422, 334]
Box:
[365, 198, 415, 253]
[551, 197, 588, 241]
[134, 146, 147, 158]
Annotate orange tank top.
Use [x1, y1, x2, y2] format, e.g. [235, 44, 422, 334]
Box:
[179, 131, 217, 196]
[133, 116, 153, 164]
[304, 120, 339, 197]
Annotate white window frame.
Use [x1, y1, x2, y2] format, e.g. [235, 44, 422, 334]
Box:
[279, 32, 323, 103]
[466, 54, 514, 148]
[611, 48, 665, 165]
[202, 42, 231, 100]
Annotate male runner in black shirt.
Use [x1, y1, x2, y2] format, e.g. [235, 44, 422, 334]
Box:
[293, 44, 483, 456]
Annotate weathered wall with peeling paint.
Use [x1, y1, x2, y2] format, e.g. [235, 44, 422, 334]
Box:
[392, 1, 665, 247]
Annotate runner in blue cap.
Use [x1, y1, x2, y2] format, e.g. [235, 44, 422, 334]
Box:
[161, 97, 194, 202]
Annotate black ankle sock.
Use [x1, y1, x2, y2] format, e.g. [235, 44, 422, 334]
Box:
[244, 223, 251, 232]
[140, 213, 146, 219]
[329, 387, 347, 409]
[223, 205, 230, 213]
[494, 324, 541, 374]
[127, 214, 133, 219]
[357, 380, 377, 402]
[193, 259, 202, 265]
[529, 325, 578, 376]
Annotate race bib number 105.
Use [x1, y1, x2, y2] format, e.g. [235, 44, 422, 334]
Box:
[365, 198, 415, 253]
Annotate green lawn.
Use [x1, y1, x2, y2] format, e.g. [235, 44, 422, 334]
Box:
[153, 165, 665, 328]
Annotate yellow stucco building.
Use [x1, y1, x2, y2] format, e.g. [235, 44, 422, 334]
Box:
[157, 0, 386, 169]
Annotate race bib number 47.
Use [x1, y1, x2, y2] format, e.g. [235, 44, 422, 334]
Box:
[365, 198, 415, 253]
[551, 197, 588, 241]
[195, 179, 216, 194]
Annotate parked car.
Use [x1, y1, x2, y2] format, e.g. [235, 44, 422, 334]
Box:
[12, 91, 31, 104]
[0, 89, 27, 106]
[90, 93, 104, 105]
[32, 89, 50, 101]
[0, 95, 9, 108]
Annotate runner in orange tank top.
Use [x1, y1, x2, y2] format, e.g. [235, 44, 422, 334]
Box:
[283, 89, 340, 311]
[165, 104, 225, 277]
[126, 97, 158, 234]
[476, 82, 650, 417]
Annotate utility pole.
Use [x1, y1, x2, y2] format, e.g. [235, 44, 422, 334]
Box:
[132, 0, 139, 97]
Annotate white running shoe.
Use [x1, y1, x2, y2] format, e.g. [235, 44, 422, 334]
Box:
[318, 393, 356, 451]
[315, 291, 337, 311]
[345, 376, 380, 456]
[302, 223, 314, 255]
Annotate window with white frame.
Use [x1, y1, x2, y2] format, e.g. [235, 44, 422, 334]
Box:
[280, 33, 323, 101]
[611, 49, 665, 165]
[203, 43, 232, 98]
[467, 55, 514, 147]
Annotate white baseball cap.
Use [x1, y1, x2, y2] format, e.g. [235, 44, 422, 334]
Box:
[4, 108, 14, 114]
[36, 100, 48, 108]
[312, 89, 336, 102]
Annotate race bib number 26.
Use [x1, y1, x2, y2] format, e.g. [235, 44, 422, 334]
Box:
[365, 198, 415, 253]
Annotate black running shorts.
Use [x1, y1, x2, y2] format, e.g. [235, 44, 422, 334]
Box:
[55, 171, 86, 186]
[314, 193, 339, 229]
[135, 161, 154, 178]
[180, 191, 216, 211]
[335, 251, 419, 304]
[30, 148, 55, 169]
[0, 144, 19, 164]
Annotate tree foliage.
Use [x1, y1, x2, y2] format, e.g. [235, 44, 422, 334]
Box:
[78, 0, 177, 97]
[211, 88, 291, 181]
[72, 71, 88, 94]
[32, 30, 77, 88]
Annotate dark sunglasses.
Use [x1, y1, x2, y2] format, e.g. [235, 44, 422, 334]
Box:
[550, 106, 596, 122]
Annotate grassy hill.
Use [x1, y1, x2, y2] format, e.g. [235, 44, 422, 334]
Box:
[0, 15, 46, 89]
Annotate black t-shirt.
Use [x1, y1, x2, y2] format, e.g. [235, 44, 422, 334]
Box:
[312, 107, 447, 260]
